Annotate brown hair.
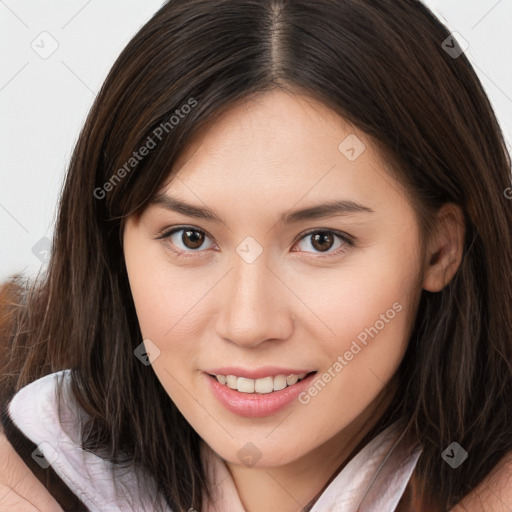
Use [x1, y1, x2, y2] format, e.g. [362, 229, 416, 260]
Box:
[2, 0, 512, 509]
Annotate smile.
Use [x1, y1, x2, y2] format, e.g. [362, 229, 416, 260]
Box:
[210, 372, 315, 394]
[205, 370, 318, 417]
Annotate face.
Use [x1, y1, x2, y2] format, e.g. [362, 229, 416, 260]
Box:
[123, 89, 426, 468]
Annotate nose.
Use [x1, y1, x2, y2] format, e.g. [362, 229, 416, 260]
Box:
[214, 253, 293, 349]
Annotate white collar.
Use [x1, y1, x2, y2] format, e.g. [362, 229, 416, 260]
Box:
[8, 370, 421, 511]
[201, 420, 421, 512]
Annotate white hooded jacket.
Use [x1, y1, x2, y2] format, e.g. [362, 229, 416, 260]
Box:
[3, 370, 422, 511]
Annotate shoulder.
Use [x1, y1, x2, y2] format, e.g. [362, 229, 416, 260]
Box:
[399, 450, 512, 512]
[0, 432, 65, 511]
[0, 370, 87, 510]
[2, 370, 172, 511]
[1, 371, 91, 508]
[449, 451, 512, 512]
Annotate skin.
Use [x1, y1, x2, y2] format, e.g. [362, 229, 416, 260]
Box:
[0, 432, 509, 511]
[121, 89, 465, 511]
[0, 90, 509, 511]
[0, 432, 63, 512]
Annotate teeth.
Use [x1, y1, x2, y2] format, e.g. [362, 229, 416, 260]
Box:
[226, 375, 237, 389]
[237, 377, 255, 393]
[214, 373, 310, 394]
[273, 375, 287, 391]
[286, 374, 298, 386]
[254, 376, 274, 394]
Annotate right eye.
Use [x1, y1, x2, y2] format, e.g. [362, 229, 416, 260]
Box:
[157, 226, 217, 257]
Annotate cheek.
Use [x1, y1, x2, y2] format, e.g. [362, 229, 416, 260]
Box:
[125, 248, 222, 399]
[124, 253, 206, 411]
[290, 252, 421, 421]
[293, 248, 419, 353]
[128, 268, 208, 355]
[124, 231, 204, 341]
[292, 275, 415, 427]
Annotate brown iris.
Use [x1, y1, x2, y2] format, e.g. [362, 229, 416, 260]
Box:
[180, 229, 205, 249]
[309, 232, 335, 252]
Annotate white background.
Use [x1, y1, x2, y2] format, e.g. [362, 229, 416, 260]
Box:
[1, 0, 511, 281]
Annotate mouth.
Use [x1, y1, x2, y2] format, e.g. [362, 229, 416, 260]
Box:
[206, 371, 318, 395]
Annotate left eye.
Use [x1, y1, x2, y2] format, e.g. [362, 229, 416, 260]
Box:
[293, 230, 352, 256]
[157, 227, 352, 258]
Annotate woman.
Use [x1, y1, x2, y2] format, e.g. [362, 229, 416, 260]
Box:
[1, 0, 511, 510]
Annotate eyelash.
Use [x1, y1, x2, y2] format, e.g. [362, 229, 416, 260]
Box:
[155, 225, 354, 260]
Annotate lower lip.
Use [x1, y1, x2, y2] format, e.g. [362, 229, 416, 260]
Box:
[205, 372, 317, 418]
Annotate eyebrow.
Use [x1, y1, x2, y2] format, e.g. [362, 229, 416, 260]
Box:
[150, 192, 374, 226]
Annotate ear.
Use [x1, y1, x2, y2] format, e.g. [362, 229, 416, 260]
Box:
[422, 203, 465, 292]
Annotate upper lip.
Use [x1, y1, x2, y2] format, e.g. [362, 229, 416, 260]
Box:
[204, 367, 316, 379]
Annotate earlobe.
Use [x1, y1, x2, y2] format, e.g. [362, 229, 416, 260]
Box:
[422, 203, 465, 293]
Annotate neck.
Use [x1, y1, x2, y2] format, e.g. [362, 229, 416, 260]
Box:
[225, 376, 399, 512]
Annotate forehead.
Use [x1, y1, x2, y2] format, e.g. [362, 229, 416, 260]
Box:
[149, 89, 413, 228]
